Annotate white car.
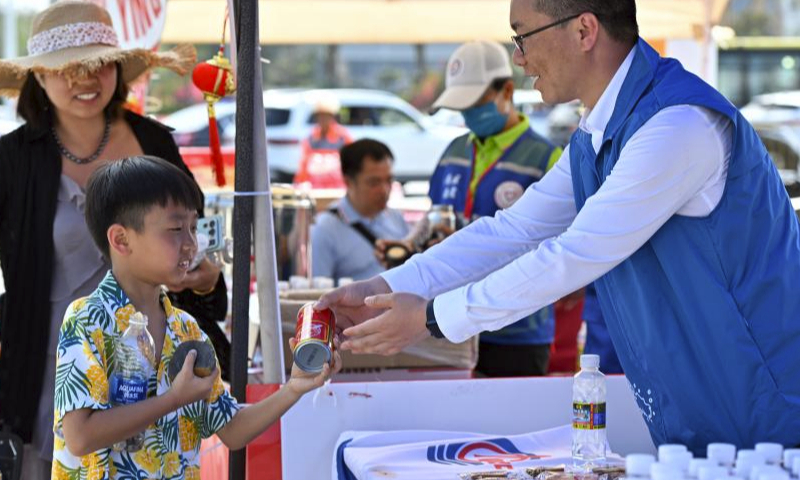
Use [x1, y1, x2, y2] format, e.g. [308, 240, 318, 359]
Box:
[0, 118, 20, 137]
[163, 88, 466, 182]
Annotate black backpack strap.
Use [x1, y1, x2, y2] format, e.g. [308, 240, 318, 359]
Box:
[328, 205, 378, 246]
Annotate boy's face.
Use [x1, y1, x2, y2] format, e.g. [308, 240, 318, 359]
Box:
[124, 200, 199, 287]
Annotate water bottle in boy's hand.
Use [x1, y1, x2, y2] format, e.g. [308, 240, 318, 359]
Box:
[110, 312, 155, 452]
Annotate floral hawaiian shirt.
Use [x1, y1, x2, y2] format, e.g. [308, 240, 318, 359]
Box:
[52, 271, 240, 480]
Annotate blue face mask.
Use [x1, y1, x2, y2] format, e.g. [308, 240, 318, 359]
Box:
[461, 101, 508, 138]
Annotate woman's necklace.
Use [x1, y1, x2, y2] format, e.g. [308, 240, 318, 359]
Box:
[52, 116, 111, 165]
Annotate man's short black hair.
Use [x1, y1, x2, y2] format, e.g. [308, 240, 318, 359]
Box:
[16, 62, 129, 131]
[340, 138, 394, 179]
[85, 155, 203, 259]
[533, 0, 638, 45]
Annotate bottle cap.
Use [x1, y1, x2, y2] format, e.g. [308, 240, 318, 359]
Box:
[650, 462, 684, 480]
[579, 354, 600, 369]
[754, 443, 783, 464]
[783, 449, 800, 469]
[750, 465, 786, 480]
[625, 453, 655, 476]
[661, 450, 693, 472]
[758, 473, 789, 480]
[698, 465, 728, 480]
[689, 458, 714, 477]
[708, 443, 737, 466]
[792, 457, 800, 475]
[130, 312, 147, 325]
[658, 444, 687, 462]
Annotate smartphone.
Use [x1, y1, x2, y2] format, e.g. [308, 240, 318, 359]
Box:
[190, 215, 225, 270]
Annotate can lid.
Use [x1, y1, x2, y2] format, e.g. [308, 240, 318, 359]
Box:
[294, 342, 331, 373]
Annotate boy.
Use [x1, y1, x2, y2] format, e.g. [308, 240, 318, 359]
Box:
[52, 156, 340, 479]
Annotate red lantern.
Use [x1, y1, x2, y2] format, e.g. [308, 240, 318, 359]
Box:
[192, 47, 236, 187]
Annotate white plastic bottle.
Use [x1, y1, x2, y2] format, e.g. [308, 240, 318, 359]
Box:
[572, 354, 607, 469]
[110, 312, 155, 452]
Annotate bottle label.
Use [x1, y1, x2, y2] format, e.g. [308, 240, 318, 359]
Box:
[572, 402, 606, 430]
[111, 375, 147, 405]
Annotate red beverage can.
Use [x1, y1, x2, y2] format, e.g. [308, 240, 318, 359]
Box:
[292, 302, 335, 373]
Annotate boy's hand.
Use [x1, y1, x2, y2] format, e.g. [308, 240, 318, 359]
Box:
[167, 350, 217, 407]
[285, 337, 343, 397]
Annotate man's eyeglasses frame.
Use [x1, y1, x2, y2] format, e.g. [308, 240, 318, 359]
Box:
[511, 13, 582, 55]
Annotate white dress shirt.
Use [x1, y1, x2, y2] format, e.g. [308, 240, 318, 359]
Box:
[382, 47, 733, 343]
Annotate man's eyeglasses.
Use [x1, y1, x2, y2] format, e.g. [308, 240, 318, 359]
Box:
[511, 13, 582, 55]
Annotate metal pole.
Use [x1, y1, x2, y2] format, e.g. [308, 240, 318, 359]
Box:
[230, 0, 256, 478]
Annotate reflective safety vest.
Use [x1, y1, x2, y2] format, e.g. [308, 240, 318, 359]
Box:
[429, 127, 559, 345]
[294, 123, 352, 188]
[570, 38, 800, 452]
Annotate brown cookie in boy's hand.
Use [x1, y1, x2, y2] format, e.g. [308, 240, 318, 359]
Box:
[168, 340, 217, 382]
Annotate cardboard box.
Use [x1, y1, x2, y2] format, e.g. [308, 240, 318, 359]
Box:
[279, 296, 478, 372]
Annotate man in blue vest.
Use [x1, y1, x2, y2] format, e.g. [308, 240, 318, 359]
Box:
[428, 40, 561, 377]
[319, 0, 800, 453]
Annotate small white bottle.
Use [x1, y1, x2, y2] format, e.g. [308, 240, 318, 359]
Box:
[750, 465, 786, 480]
[758, 472, 790, 480]
[791, 457, 800, 478]
[572, 354, 607, 470]
[622, 454, 656, 479]
[662, 449, 693, 476]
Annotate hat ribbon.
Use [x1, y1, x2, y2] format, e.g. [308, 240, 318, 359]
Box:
[27, 21, 119, 56]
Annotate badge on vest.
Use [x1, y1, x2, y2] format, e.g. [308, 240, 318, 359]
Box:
[494, 181, 525, 209]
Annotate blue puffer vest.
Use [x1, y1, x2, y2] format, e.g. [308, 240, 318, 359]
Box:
[570, 39, 800, 452]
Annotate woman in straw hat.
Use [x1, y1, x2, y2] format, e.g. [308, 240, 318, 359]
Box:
[0, 2, 229, 477]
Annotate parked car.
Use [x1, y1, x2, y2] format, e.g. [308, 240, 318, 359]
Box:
[0, 118, 20, 137]
[162, 88, 466, 182]
[740, 90, 800, 129]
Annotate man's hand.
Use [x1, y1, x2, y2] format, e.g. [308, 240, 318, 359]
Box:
[285, 337, 343, 397]
[315, 276, 392, 330]
[340, 292, 430, 355]
[166, 257, 221, 293]
[167, 350, 217, 407]
[374, 239, 415, 268]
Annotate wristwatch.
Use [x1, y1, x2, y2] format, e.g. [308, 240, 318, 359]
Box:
[425, 299, 445, 339]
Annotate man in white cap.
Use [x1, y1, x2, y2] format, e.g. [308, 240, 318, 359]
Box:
[404, 41, 564, 376]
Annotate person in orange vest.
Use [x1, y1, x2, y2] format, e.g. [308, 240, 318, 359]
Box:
[294, 94, 353, 188]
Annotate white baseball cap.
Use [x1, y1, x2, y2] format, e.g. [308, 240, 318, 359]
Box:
[432, 40, 513, 112]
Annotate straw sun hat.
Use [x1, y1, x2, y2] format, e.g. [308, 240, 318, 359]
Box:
[0, 0, 196, 96]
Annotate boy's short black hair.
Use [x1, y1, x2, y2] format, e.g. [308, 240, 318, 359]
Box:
[85, 155, 203, 259]
[340, 138, 394, 179]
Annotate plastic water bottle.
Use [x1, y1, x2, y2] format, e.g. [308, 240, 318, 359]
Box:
[572, 354, 607, 469]
[110, 312, 155, 452]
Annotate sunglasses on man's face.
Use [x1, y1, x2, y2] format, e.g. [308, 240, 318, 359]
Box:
[511, 13, 582, 55]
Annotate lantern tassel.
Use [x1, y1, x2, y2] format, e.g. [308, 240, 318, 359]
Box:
[207, 102, 226, 187]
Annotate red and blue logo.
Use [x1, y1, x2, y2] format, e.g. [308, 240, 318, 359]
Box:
[427, 438, 549, 469]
